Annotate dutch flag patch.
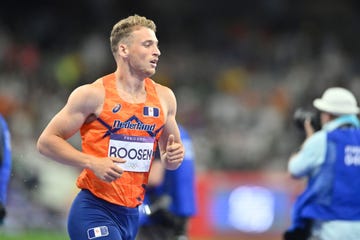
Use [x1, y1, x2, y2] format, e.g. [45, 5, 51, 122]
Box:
[143, 106, 159, 117]
[87, 226, 109, 239]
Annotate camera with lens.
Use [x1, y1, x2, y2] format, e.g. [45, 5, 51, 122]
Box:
[293, 108, 321, 132]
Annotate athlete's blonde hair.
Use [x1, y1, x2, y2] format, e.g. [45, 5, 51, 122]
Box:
[110, 14, 157, 54]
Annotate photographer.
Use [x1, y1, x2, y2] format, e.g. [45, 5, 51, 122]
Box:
[284, 87, 360, 240]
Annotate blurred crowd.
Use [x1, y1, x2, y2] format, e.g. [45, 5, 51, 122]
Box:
[1, 0, 360, 232]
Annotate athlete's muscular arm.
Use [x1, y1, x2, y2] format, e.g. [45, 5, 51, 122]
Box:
[156, 84, 184, 170]
[37, 82, 125, 182]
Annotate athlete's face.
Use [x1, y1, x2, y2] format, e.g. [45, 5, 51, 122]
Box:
[126, 27, 161, 77]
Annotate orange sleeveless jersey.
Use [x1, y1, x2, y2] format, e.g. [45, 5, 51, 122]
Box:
[77, 73, 165, 207]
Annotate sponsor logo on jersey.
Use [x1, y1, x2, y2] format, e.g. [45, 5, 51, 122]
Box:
[112, 104, 121, 113]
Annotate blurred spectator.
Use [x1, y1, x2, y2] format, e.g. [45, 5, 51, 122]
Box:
[0, 113, 11, 225]
[138, 125, 197, 240]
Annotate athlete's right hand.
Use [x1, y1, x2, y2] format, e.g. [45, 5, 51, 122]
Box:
[90, 157, 126, 182]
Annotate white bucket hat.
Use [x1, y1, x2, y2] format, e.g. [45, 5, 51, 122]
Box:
[313, 87, 360, 115]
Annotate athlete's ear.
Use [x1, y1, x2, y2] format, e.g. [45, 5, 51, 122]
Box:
[118, 43, 129, 57]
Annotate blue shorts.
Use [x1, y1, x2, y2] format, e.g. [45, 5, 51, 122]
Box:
[68, 189, 139, 240]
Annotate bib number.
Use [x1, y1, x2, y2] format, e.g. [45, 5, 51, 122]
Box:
[108, 134, 155, 172]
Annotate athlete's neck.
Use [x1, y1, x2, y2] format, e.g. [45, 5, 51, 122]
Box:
[114, 70, 145, 94]
[114, 71, 147, 103]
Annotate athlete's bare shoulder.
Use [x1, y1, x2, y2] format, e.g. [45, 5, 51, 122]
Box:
[154, 81, 177, 117]
[67, 78, 105, 118]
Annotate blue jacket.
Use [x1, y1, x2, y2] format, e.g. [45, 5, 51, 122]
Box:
[0, 114, 11, 205]
[300, 127, 360, 220]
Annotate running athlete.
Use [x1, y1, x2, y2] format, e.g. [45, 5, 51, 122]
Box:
[37, 15, 185, 240]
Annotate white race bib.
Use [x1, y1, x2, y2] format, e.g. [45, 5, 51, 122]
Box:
[108, 134, 155, 172]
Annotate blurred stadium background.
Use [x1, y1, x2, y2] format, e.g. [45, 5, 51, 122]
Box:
[1, 0, 360, 239]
